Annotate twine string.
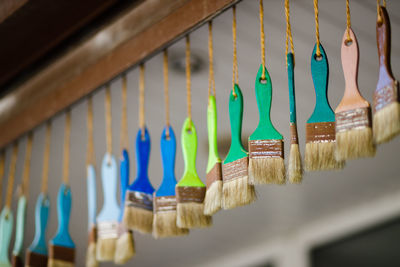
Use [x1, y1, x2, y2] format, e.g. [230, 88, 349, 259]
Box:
[0, 151, 4, 208]
[105, 86, 112, 160]
[232, 5, 238, 96]
[41, 122, 51, 194]
[163, 50, 170, 137]
[346, 0, 352, 42]
[139, 63, 146, 138]
[5, 142, 18, 209]
[63, 110, 71, 185]
[186, 35, 192, 124]
[87, 96, 95, 166]
[21, 133, 33, 197]
[313, 0, 321, 57]
[120, 74, 129, 150]
[285, 0, 295, 66]
[259, 0, 266, 79]
[208, 21, 216, 98]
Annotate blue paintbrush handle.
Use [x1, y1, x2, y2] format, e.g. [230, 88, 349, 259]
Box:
[129, 128, 154, 194]
[97, 154, 120, 222]
[29, 193, 50, 255]
[156, 126, 177, 197]
[50, 184, 74, 248]
[119, 149, 129, 222]
[87, 165, 96, 230]
[0, 207, 13, 265]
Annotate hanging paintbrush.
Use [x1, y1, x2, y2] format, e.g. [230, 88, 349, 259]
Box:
[12, 133, 33, 267]
[373, 0, 400, 144]
[48, 110, 75, 267]
[0, 142, 18, 267]
[176, 35, 212, 229]
[204, 21, 223, 216]
[153, 50, 189, 238]
[304, 0, 344, 171]
[26, 122, 51, 267]
[96, 86, 120, 261]
[335, 0, 375, 160]
[85, 96, 98, 267]
[114, 74, 135, 264]
[249, 0, 286, 185]
[222, 5, 256, 210]
[123, 63, 155, 234]
[285, 0, 303, 183]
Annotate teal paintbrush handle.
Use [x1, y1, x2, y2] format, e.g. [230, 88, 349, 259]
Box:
[51, 184, 74, 248]
[29, 193, 49, 255]
[224, 85, 247, 164]
[12, 196, 27, 256]
[287, 53, 297, 124]
[250, 65, 282, 140]
[0, 207, 13, 265]
[308, 43, 335, 123]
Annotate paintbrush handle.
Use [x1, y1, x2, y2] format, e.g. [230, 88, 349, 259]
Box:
[119, 149, 129, 221]
[160, 126, 177, 186]
[98, 154, 120, 221]
[287, 53, 297, 124]
[12, 196, 27, 256]
[87, 165, 96, 229]
[206, 95, 220, 173]
[0, 207, 13, 264]
[29, 193, 49, 254]
[51, 184, 74, 247]
[308, 43, 335, 123]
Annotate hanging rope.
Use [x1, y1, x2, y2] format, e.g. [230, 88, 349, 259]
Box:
[41, 122, 51, 194]
[259, 0, 266, 79]
[21, 133, 33, 197]
[285, 0, 295, 66]
[232, 5, 238, 96]
[87, 96, 95, 166]
[120, 74, 129, 150]
[0, 151, 4, 208]
[163, 49, 170, 137]
[377, 0, 386, 23]
[105, 85, 113, 159]
[63, 110, 71, 185]
[139, 63, 146, 138]
[346, 0, 352, 42]
[186, 35, 192, 124]
[313, 0, 321, 57]
[5, 142, 19, 209]
[208, 21, 216, 99]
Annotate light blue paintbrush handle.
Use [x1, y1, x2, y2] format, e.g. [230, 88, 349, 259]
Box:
[97, 154, 120, 222]
[50, 184, 75, 248]
[29, 193, 50, 255]
[12, 196, 27, 256]
[0, 207, 13, 266]
[87, 164, 97, 229]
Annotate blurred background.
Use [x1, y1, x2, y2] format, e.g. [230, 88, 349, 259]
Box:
[0, 0, 399, 266]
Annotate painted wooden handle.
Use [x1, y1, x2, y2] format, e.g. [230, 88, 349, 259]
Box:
[0, 207, 13, 265]
[51, 184, 74, 248]
[119, 149, 129, 222]
[206, 95, 221, 173]
[12, 196, 27, 256]
[376, 6, 395, 88]
[97, 154, 120, 222]
[87, 165, 96, 229]
[307, 43, 335, 123]
[287, 53, 297, 124]
[129, 128, 155, 194]
[156, 126, 177, 197]
[250, 65, 282, 140]
[29, 193, 49, 255]
[224, 85, 247, 164]
[336, 29, 369, 112]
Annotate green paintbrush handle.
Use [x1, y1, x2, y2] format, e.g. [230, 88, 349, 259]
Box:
[287, 53, 297, 124]
[206, 95, 221, 173]
[12, 195, 27, 256]
[178, 118, 204, 187]
[250, 64, 282, 140]
[224, 84, 247, 164]
[308, 43, 335, 123]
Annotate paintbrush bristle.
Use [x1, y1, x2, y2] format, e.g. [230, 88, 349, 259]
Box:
[25, 251, 48, 267]
[289, 143, 303, 183]
[176, 202, 212, 228]
[48, 259, 74, 267]
[336, 128, 375, 160]
[153, 211, 189, 238]
[86, 242, 98, 267]
[248, 139, 286, 184]
[96, 237, 117, 261]
[373, 101, 400, 144]
[48, 245, 75, 267]
[123, 206, 153, 234]
[305, 142, 344, 171]
[114, 230, 135, 264]
[203, 180, 222, 216]
[11, 254, 22, 267]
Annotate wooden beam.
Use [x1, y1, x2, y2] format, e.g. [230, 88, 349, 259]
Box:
[0, 0, 28, 24]
[0, 0, 239, 148]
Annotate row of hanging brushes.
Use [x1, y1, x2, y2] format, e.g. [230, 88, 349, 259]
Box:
[0, 0, 398, 266]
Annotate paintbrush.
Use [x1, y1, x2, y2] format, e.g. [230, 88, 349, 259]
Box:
[305, 44, 344, 171]
[11, 191, 27, 267]
[153, 126, 189, 238]
[123, 128, 155, 234]
[248, 65, 286, 184]
[0, 207, 13, 267]
[223, 85, 256, 209]
[86, 165, 98, 267]
[176, 118, 212, 229]
[48, 184, 75, 267]
[373, 5, 400, 144]
[25, 193, 50, 267]
[114, 149, 135, 264]
[335, 28, 375, 160]
[96, 154, 120, 262]
[204, 95, 223, 216]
